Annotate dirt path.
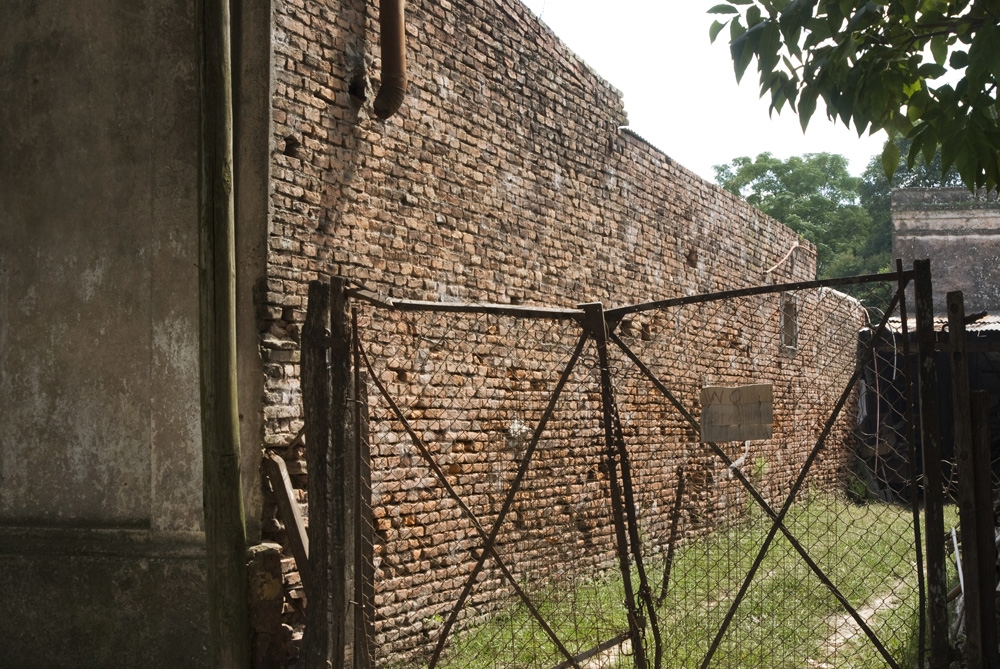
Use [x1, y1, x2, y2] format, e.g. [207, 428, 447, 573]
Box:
[807, 578, 908, 667]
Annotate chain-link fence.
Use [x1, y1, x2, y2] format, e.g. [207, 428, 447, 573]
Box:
[346, 271, 924, 669]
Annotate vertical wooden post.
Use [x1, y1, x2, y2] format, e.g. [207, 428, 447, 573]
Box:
[971, 391, 999, 667]
[949, 291, 984, 667]
[914, 259, 950, 667]
[328, 278, 351, 669]
[897, 258, 927, 669]
[198, 0, 250, 664]
[301, 281, 333, 666]
[301, 278, 351, 668]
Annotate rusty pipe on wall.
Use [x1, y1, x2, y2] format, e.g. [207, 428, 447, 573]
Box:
[373, 0, 406, 119]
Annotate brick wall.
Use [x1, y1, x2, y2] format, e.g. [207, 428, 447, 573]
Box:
[892, 187, 1000, 314]
[260, 0, 862, 662]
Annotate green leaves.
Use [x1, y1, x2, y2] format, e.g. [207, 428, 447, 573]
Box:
[930, 35, 949, 66]
[881, 138, 901, 179]
[708, 0, 1000, 192]
[714, 152, 876, 278]
[710, 20, 728, 42]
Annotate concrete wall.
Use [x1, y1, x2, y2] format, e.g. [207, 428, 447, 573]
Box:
[1, 1, 214, 664]
[893, 187, 1000, 313]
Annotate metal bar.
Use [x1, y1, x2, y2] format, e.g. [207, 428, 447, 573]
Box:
[896, 258, 926, 669]
[971, 391, 1000, 668]
[344, 287, 395, 309]
[949, 291, 983, 668]
[351, 308, 375, 669]
[605, 270, 914, 319]
[329, 277, 351, 669]
[301, 280, 333, 666]
[612, 325, 901, 669]
[583, 301, 647, 669]
[914, 259, 951, 668]
[347, 273, 917, 322]
[876, 341, 1000, 354]
[549, 631, 631, 669]
[609, 376, 662, 667]
[657, 466, 685, 604]
[424, 332, 590, 668]
[347, 287, 585, 320]
[358, 335, 584, 669]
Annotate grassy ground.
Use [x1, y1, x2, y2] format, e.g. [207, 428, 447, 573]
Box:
[422, 493, 952, 669]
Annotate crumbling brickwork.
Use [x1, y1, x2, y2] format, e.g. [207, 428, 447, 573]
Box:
[259, 0, 862, 662]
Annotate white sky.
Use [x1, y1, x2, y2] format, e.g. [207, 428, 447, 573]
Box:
[519, 0, 888, 182]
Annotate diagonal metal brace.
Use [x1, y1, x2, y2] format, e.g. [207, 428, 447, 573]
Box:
[609, 288, 904, 669]
[358, 331, 586, 669]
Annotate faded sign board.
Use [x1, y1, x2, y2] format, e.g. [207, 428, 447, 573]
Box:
[700, 384, 774, 442]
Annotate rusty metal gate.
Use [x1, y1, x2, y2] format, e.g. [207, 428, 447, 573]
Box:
[331, 265, 933, 668]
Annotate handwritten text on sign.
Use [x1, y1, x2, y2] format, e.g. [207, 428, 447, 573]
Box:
[700, 384, 774, 443]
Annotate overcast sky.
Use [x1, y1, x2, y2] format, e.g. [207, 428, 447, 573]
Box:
[519, 0, 888, 183]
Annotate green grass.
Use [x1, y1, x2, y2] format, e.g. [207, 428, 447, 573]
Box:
[414, 494, 952, 669]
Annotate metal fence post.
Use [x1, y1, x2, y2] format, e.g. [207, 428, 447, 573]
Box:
[950, 290, 1000, 668]
[581, 301, 647, 669]
[971, 390, 999, 667]
[914, 259, 951, 667]
[352, 307, 375, 669]
[328, 277, 351, 669]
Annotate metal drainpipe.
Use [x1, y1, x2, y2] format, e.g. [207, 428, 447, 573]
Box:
[373, 0, 407, 119]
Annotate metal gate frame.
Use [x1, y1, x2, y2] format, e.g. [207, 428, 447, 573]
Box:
[335, 264, 935, 668]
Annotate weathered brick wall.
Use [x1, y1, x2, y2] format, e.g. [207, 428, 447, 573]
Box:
[260, 0, 862, 662]
[892, 187, 1000, 313]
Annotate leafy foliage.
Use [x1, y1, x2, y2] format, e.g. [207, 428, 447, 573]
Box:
[715, 142, 962, 302]
[709, 0, 1000, 192]
[715, 152, 879, 278]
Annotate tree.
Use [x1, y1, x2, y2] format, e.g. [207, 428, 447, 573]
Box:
[716, 142, 962, 303]
[708, 0, 1000, 192]
[714, 152, 879, 278]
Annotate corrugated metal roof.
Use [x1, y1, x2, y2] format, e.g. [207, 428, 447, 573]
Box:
[880, 314, 1000, 334]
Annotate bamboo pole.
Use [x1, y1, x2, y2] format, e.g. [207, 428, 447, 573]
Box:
[198, 0, 250, 665]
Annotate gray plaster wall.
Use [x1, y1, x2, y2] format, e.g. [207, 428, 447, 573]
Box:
[893, 188, 1000, 313]
[0, 0, 214, 664]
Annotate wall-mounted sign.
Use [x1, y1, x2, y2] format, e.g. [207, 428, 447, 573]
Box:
[700, 384, 774, 443]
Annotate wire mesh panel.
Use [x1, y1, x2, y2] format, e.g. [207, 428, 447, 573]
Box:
[607, 282, 923, 668]
[350, 273, 922, 669]
[358, 305, 633, 668]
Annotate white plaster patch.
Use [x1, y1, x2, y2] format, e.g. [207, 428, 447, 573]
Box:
[80, 257, 107, 302]
[152, 316, 198, 376]
[17, 285, 37, 315]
